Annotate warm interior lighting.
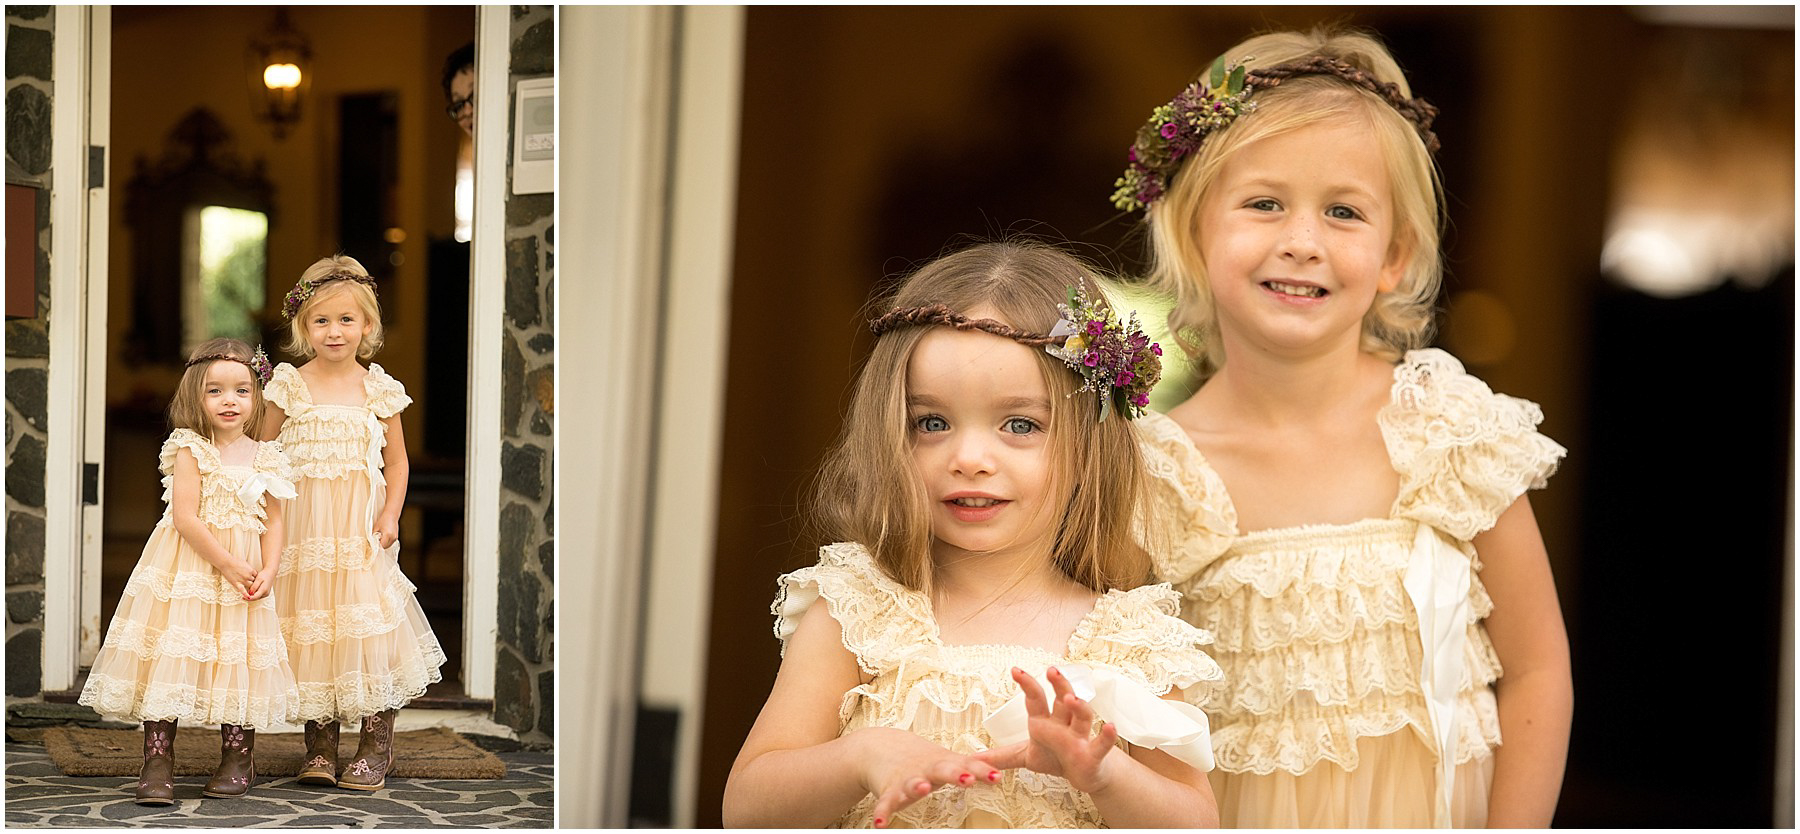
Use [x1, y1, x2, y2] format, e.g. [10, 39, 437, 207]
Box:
[262, 63, 302, 91]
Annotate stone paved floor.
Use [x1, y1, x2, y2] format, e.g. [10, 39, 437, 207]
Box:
[4, 742, 553, 828]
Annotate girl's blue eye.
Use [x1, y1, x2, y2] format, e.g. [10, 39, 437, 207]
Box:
[1250, 198, 1281, 212]
[915, 415, 949, 433]
[1327, 204, 1361, 221]
[1004, 417, 1039, 435]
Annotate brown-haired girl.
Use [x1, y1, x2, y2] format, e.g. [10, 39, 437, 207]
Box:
[80, 338, 300, 804]
[261, 255, 444, 792]
[725, 240, 1225, 828]
[1118, 27, 1572, 827]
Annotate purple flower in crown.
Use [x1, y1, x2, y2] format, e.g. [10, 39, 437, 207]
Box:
[1043, 279, 1164, 421]
[250, 346, 274, 386]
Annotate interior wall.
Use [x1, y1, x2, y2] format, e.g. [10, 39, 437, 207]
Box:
[698, 5, 1791, 827]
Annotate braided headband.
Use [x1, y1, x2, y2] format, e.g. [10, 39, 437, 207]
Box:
[869, 282, 1163, 421]
[282, 271, 377, 320]
[186, 346, 274, 387]
[1112, 54, 1440, 211]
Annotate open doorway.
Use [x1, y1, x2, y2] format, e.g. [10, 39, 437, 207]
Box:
[93, 6, 479, 704]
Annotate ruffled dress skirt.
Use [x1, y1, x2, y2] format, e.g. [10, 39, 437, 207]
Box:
[278, 469, 446, 723]
[1211, 730, 1495, 827]
[79, 521, 299, 728]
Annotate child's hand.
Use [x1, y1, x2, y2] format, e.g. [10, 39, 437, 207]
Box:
[854, 727, 1001, 829]
[373, 514, 399, 549]
[218, 558, 258, 598]
[244, 565, 277, 601]
[975, 666, 1124, 796]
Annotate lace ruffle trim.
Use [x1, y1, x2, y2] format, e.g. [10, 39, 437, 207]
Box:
[123, 564, 257, 606]
[78, 674, 300, 729]
[93, 617, 290, 669]
[265, 363, 411, 420]
[279, 536, 383, 575]
[1134, 411, 1238, 584]
[1381, 348, 1567, 539]
[277, 567, 429, 646]
[773, 542, 939, 675]
[1210, 685, 1501, 774]
[290, 638, 448, 722]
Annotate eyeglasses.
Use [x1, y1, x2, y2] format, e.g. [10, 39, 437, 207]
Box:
[445, 93, 474, 119]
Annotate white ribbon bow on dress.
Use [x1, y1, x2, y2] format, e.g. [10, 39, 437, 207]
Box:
[234, 470, 297, 509]
[1402, 524, 1473, 828]
[983, 664, 1216, 772]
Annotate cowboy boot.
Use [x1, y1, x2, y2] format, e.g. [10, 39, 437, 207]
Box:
[337, 709, 397, 791]
[201, 724, 255, 798]
[134, 720, 177, 806]
[296, 719, 340, 786]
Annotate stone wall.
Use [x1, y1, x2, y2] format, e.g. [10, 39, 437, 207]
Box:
[5, 5, 53, 703]
[493, 4, 554, 746]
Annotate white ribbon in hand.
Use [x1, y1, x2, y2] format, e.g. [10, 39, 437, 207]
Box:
[984, 664, 1215, 772]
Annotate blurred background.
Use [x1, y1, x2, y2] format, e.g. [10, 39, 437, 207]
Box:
[571, 5, 1793, 827]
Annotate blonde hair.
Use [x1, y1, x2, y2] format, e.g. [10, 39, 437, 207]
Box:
[283, 255, 386, 360]
[168, 338, 266, 442]
[1145, 26, 1444, 381]
[810, 240, 1152, 594]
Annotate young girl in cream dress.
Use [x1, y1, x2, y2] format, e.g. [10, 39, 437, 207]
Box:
[262, 255, 445, 791]
[1113, 27, 1573, 827]
[80, 339, 300, 804]
[726, 241, 1225, 828]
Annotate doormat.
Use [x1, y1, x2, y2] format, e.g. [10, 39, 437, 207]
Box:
[42, 725, 505, 779]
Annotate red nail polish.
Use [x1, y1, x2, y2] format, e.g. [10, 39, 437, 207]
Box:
[988, 770, 1001, 782]
[959, 773, 973, 785]
[874, 818, 885, 828]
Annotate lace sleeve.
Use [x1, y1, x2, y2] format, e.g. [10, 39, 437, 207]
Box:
[363, 364, 414, 419]
[772, 542, 935, 676]
[254, 439, 297, 483]
[1070, 583, 1226, 709]
[158, 429, 219, 477]
[264, 363, 304, 413]
[1382, 349, 1567, 542]
[1133, 411, 1239, 585]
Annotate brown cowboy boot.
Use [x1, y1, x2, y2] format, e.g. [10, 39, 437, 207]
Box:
[201, 724, 255, 798]
[296, 719, 340, 786]
[337, 709, 397, 791]
[134, 720, 177, 806]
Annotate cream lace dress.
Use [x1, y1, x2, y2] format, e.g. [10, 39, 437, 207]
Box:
[774, 542, 1226, 828]
[78, 430, 301, 728]
[267, 362, 446, 723]
[1135, 349, 1566, 828]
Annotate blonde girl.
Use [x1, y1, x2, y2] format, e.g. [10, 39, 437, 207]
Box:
[261, 255, 445, 791]
[725, 240, 1225, 828]
[1116, 27, 1572, 827]
[80, 339, 300, 804]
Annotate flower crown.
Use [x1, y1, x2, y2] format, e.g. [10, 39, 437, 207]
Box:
[1112, 54, 1441, 212]
[186, 346, 274, 387]
[868, 281, 1163, 422]
[282, 271, 377, 320]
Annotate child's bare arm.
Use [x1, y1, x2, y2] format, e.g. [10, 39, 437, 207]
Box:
[1475, 495, 1572, 827]
[723, 602, 995, 827]
[374, 413, 408, 548]
[247, 494, 284, 600]
[258, 402, 287, 443]
[169, 449, 256, 591]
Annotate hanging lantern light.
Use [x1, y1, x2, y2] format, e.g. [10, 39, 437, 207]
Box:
[246, 7, 312, 140]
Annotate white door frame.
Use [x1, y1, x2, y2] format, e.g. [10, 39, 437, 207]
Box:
[43, 4, 103, 693]
[459, 4, 510, 702]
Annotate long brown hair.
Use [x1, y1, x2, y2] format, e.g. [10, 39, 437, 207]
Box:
[810, 240, 1152, 594]
[168, 338, 266, 442]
